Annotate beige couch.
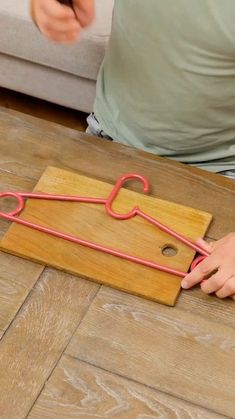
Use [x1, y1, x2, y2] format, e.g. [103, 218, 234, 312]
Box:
[0, 0, 113, 113]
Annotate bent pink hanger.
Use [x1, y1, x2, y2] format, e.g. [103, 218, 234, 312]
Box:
[0, 173, 209, 277]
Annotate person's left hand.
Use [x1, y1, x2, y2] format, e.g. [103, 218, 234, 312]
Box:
[181, 233, 235, 300]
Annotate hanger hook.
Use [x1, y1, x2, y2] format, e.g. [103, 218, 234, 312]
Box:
[105, 173, 150, 219]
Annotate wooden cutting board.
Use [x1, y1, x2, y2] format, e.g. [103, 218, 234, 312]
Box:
[0, 167, 212, 306]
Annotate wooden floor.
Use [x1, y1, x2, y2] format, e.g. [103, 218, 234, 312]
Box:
[0, 87, 87, 131]
[0, 95, 235, 419]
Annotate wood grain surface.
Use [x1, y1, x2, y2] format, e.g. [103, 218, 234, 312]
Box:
[66, 287, 235, 417]
[0, 268, 99, 419]
[0, 107, 234, 418]
[0, 167, 212, 306]
[28, 355, 226, 419]
[0, 252, 43, 338]
[0, 171, 43, 338]
[0, 87, 87, 131]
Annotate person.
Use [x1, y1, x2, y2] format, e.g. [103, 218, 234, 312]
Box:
[31, 0, 235, 299]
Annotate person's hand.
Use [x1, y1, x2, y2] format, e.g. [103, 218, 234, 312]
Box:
[31, 0, 95, 43]
[181, 233, 235, 300]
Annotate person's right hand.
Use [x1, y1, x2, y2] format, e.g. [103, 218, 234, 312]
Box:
[30, 0, 95, 43]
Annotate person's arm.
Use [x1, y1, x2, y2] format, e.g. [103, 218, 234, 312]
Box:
[30, 0, 95, 43]
[181, 233, 235, 300]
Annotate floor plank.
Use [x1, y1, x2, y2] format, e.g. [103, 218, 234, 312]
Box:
[0, 171, 44, 337]
[28, 355, 226, 419]
[66, 287, 235, 417]
[0, 88, 87, 131]
[1, 107, 234, 240]
[0, 268, 99, 419]
[176, 286, 235, 329]
[0, 253, 43, 338]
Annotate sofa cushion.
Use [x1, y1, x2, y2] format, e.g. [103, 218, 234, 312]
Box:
[0, 0, 113, 81]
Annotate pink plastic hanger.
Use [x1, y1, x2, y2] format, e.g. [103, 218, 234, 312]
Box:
[0, 173, 209, 277]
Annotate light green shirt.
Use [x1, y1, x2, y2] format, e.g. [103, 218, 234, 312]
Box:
[94, 0, 235, 172]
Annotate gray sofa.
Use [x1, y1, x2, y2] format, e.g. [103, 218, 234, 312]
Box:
[0, 0, 113, 113]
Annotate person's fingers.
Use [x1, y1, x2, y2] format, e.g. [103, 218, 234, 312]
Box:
[200, 268, 229, 294]
[215, 275, 235, 299]
[195, 238, 215, 253]
[31, 0, 94, 43]
[182, 233, 235, 299]
[31, 0, 77, 30]
[31, 0, 81, 42]
[41, 16, 80, 34]
[42, 28, 80, 43]
[73, 0, 95, 27]
[40, 0, 75, 20]
[181, 254, 219, 289]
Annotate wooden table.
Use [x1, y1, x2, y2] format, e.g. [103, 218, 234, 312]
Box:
[0, 107, 235, 418]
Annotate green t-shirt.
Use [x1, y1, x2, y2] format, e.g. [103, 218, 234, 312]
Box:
[94, 0, 235, 172]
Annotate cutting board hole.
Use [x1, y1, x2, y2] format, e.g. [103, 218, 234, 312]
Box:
[161, 244, 178, 257]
